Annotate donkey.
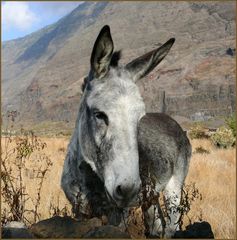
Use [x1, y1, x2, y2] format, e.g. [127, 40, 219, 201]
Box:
[61, 25, 191, 238]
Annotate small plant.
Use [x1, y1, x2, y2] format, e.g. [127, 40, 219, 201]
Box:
[189, 123, 208, 140]
[49, 199, 71, 218]
[137, 163, 202, 238]
[1, 111, 53, 225]
[178, 183, 203, 226]
[211, 126, 235, 148]
[225, 115, 236, 137]
[194, 146, 210, 154]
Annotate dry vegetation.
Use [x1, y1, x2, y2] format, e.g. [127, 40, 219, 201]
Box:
[1, 135, 236, 238]
[186, 139, 236, 239]
[1, 136, 71, 224]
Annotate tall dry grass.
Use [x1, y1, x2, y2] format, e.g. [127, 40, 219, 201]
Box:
[24, 137, 72, 219]
[1, 137, 236, 238]
[185, 139, 236, 239]
[1, 136, 71, 224]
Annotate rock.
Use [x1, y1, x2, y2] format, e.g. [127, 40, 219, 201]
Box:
[2, 228, 34, 239]
[4, 221, 27, 229]
[174, 221, 214, 238]
[101, 215, 109, 225]
[30, 216, 102, 238]
[83, 225, 131, 238]
[2, 221, 33, 239]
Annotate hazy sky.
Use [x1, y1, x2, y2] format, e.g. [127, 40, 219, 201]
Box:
[2, 1, 82, 41]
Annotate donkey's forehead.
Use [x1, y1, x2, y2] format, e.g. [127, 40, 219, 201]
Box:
[87, 68, 144, 110]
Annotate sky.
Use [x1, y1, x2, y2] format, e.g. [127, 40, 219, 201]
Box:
[2, 1, 82, 41]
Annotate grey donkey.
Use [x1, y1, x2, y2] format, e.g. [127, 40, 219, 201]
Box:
[61, 25, 191, 238]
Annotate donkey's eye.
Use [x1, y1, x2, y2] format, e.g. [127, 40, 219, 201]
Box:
[94, 111, 109, 125]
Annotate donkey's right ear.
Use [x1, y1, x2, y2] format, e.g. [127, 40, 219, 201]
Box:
[125, 38, 175, 82]
[90, 25, 114, 79]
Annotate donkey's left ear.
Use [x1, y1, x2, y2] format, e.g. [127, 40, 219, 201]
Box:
[125, 38, 175, 82]
[90, 25, 114, 79]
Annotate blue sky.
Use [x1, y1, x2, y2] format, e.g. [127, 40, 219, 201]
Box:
[2, 1, 82, 41]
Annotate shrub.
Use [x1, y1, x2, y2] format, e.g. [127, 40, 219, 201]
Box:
[139, 163, 202, 237]
[194, 146, 210, 154]
[211, 126, 235, 148]
[225, 115, 236, 137]
[1, 111, 53, 225]
[189, 123, 208, 139]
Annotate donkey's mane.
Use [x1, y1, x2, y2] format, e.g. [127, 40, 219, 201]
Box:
[110, 50, 121, 67]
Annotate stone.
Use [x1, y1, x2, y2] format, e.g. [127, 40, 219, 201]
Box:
[83, 225, 131, 238]
[174, 221, 215, 238]
[2, 221, 33, 239]
[4, 221, 26, 229]
[30, 216, 102, 238]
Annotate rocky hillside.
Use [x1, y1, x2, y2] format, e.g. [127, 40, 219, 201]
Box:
[2, 1, 236, 129]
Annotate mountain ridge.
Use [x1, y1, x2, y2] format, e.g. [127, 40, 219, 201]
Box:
[2, 1, 236, 130]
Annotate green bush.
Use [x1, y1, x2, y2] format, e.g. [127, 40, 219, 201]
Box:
[189, 123, 208, 139]
[211, 126, 235, 148]
[225, 115, 236, 137]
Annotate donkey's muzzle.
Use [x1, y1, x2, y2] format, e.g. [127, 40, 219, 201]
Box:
[112, 181, 141, 207]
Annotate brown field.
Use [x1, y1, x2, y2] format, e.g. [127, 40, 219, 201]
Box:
[186, 139, 236, 239]
[1, 136, 236, 239]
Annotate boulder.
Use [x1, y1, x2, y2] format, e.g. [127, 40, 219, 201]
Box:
[30, 216, 102, 238]
[83, 225, 131, 238]
[2, 221, 34, 239]
[174, 221, 214, 238]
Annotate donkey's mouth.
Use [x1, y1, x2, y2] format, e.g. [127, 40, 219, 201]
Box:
[105, 188, 139, 208]
[105, 188, 120, 207]
[105, 188, 128, 208]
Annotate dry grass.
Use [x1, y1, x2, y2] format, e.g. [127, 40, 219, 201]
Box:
[1, 136, 71, 223]
[1, 137, 236, 238]
[25, 137, 71, 219]
[185, 139, 236, 239]
[25, 137, 72, 219]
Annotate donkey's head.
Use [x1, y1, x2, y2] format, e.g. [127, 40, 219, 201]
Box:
[78, 25, 175, 208]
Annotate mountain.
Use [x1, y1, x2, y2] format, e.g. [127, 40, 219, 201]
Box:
[2, 1, 236, 131]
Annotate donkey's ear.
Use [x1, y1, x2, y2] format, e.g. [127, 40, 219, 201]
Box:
[90, 25, 114, 79]
[125, 38, 175, 82]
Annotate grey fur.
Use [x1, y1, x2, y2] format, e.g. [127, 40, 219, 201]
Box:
[61, 25, 191, 237]
[138, 113, 191, 237]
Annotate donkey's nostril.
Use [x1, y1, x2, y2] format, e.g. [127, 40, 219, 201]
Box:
[114, 183, 137, 202]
